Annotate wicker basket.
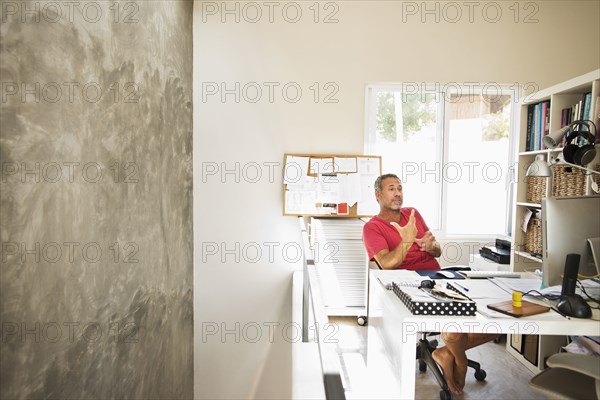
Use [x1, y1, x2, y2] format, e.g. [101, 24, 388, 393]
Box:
[525, 217, 542, 255]
[526, 176, 547, 203]
[551, 164, 585, 197]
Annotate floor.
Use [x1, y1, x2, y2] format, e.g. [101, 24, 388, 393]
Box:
[329, 316, 549, 399]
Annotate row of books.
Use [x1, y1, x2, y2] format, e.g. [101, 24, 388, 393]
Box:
[525, 92, 596, 152]
[561, 91, 593, 128]
[525, 101, 550, 152]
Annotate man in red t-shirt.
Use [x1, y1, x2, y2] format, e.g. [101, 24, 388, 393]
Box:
[362, 178, 441, 270]
[363, 174, 497, 395]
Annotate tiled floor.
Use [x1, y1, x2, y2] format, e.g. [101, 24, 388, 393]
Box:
[329, 316, 548, 399]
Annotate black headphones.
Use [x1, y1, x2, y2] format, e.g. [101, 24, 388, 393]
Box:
[562, 120, 597, 166]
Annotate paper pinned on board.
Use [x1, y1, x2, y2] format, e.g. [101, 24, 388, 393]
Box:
[285, 190, 317, 214]
[338, 173, 361, 206]
[334, 157, 358, 173]
[358, 157, 379, 175]
[309, 157, 334, 175]
[315, 180, 341, 204]
[284, 156, 310, 184]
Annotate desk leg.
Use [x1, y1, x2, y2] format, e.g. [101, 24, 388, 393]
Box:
[398, 328, 418, 399]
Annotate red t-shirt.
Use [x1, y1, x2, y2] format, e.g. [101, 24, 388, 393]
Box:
[362, 207, 440, 271]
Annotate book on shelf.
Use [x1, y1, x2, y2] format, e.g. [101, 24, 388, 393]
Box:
[558, 92, 594, 145]
[527, 104, 536, 151]
[525, 105, 532, 151]
[530, 104, 540, 150]
[534, 102, 540, 151]
[561, 107, 571, 129]
[542, 101, 549, 148]
[525, 101, 550, 151]
[582, 92, 592, 120]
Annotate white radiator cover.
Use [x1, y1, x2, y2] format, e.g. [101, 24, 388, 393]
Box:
[310, 218, 369, 313]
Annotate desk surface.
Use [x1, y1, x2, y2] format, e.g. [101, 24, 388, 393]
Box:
[367, 270, 600, 399]
[370, 270, 599, 335]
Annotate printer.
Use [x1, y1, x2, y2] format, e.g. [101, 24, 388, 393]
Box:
[479, 238, 511, 264]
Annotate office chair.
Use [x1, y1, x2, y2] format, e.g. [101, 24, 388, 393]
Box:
[529, 352, 600, 400]
[416, 333, 487, 400]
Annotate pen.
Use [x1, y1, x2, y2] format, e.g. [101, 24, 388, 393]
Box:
[551, 307, 571, 320]
[454, 282, 469, 292]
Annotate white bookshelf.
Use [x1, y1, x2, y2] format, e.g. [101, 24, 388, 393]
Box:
[512, 69, 600, 274]
[509, 69, 600, 371]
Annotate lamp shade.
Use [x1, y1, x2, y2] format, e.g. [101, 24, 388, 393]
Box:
[543, 125, 570, 149]
[526, 155, 551, 177]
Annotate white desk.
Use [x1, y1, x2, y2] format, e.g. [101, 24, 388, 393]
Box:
[367, 270, 600, 399]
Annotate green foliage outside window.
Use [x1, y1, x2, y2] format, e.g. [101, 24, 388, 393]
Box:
[375, 92, 436, 142]
[376, 92, 510, 142]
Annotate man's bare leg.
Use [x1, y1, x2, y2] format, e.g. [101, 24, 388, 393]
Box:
[441, 333, 500, 392]
[431, 346, 459, 394]
[464, 333, 500, 350]
[440, 333, 468, 393]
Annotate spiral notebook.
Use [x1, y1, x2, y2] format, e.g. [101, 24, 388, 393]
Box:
[391, 282, 477, 316]
[377, 270, 422, 290]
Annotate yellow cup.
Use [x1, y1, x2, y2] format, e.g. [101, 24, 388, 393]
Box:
[512, 291, 522, 308]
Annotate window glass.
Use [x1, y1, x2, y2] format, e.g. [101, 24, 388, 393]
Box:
[366, 87, 514, 236]
[445, 93, 512, 235]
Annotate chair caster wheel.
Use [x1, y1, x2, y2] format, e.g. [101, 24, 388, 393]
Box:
[357, 316, 367, 326]
[475, 369, 487, 381]
[418, 360, 427, 372]
[440, 389, 452, 400]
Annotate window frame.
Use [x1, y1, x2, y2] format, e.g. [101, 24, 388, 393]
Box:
[364, 83, 518, 241]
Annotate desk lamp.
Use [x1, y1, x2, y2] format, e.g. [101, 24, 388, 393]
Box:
[525, 155, 552, 177]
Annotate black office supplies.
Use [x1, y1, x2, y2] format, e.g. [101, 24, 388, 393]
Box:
[419, 279, 435, 289]
[556, 254, 592, 318]
[479, 239, 511, 264]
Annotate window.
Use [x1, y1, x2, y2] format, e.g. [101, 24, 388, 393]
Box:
[365, 85, 515, 237]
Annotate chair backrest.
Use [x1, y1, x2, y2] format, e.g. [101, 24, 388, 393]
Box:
[369, 260, 382, 270]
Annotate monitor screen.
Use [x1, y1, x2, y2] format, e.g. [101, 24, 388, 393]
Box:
[542, 196, 600, 287]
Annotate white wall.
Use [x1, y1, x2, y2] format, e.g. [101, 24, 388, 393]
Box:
[193, 1, 600, 398]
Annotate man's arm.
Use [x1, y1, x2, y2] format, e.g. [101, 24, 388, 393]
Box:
[373, 244, 413, 270]
[373, 209, 418, 269]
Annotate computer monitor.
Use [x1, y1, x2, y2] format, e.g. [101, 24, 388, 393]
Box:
[541, 196, 600, 287]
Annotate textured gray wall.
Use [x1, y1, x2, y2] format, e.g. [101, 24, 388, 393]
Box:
[0, 1, 193, 398]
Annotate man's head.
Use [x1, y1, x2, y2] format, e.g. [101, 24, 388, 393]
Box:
[374, 173, 400, 194]
[374, 174, 403, 212]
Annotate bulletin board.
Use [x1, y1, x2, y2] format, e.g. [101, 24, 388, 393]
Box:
[282, 153, 382, 217]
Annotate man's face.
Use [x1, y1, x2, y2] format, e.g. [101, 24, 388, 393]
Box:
[376, 177, 403, 211]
